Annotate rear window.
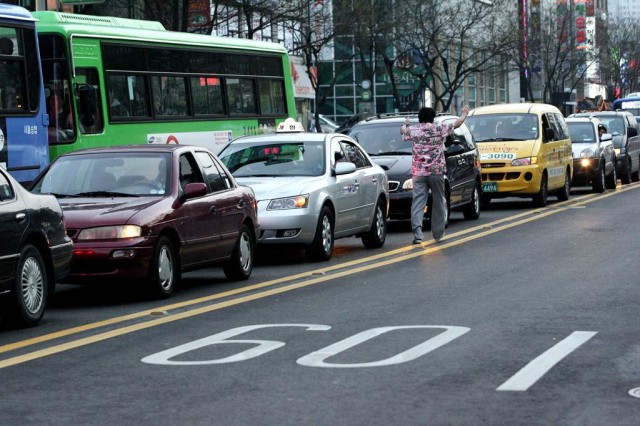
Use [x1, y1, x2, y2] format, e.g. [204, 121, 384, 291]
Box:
[348, 123, 412, 155]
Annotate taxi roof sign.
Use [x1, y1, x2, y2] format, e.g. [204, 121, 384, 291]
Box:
[276, 118, 305, 133]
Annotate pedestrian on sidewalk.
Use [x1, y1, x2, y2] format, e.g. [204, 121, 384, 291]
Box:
[400, 106, 469, 244]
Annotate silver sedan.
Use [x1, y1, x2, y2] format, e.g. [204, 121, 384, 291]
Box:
[218, 128, 389, 261]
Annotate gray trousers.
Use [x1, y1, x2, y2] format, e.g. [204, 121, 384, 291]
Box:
[411, 174, 446, 241]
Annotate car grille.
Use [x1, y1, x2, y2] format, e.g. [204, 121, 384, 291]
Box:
[482, 172, 521, 181]
[482, 162, 508, 168]
[388, 181, 400, 192]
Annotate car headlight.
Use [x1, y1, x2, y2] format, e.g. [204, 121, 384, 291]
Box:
[402, 179, 413, 190]
[511, 157, 536, 166]
[580, 148, 595, 158]
[77, 225, 142, 240]
[267, 194, 309, 210]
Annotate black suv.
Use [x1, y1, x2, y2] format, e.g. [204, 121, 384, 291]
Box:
[569, 111, 640, 184]
[348, 114, 481, 225]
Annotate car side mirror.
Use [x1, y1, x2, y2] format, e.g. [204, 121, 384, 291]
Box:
[628, 127, 638, 137]
[600, 133, 612, 142]
[544, 127, 556, 142]
[183, 182, 207, 199]
[333, 162, 357, 175]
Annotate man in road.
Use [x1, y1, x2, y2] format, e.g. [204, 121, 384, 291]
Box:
[400, 106, 469, 244]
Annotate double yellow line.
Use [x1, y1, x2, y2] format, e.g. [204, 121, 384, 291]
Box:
[0, 184, 636, 369]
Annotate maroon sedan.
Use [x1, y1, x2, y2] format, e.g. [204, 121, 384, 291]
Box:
[30, 145, 259, 298]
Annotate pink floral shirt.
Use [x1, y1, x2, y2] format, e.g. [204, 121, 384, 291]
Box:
[402, 122, 454, 176]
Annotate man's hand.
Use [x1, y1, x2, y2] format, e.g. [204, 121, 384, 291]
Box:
[454, 105, 470, 129]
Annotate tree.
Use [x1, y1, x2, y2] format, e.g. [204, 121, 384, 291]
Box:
[395, 0, 514, 112]
[603, 19, 640, 99]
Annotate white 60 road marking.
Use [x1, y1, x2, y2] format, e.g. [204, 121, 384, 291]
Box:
[142, 325, 596, 391]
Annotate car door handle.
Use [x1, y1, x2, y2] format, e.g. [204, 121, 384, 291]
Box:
[372, 177, 377, 183]
[15, 213, 26, 222]
[209, 206, 216, 214]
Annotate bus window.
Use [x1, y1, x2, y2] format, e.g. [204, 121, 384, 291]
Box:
[39, 34, 75, 144]
[107, 74, 150, 120]
[151, 75, 188, 117]
[0, 28, 26, 112]
[75, 68, 104, 134]
[191, 76, 225, 116]
[227, 78, 257, 115]
[258, 79, 285, 115]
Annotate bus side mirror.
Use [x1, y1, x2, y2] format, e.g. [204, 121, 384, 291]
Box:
[77, 84, 97, 127]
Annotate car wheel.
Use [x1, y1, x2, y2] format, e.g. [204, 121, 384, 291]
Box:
[223, 224, 254, 281]
[592, 163, 605, 193]
[605, 158, 617, 189]
[362, 198, 387, 249]
[621, 157, 632, 184]
[306, 206, 334, 262]
[1, 245, 48, 327]
[147, 236, 179, 299]
[533, 173, 548, 207]
[462, 183, 481, 220]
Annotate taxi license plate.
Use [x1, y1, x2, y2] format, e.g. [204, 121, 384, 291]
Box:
[482, 182, 498, 192]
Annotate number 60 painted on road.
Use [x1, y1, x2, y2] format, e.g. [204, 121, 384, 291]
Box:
[141, 324, 469, 367]
[141, 324, 596, 391]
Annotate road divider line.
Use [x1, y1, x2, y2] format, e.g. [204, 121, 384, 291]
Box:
[0, 184, 635, 363]
[496, 331, 597, 391]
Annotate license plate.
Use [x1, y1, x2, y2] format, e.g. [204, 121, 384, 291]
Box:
[482, 182, 498, 192]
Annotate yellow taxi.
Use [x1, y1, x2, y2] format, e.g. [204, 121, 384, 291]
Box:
[465, 103, 573, 207]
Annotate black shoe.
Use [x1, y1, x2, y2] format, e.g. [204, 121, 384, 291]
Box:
[412, 238, 422, 245]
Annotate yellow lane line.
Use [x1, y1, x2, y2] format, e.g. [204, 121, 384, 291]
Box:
[0, 184, 635, 365]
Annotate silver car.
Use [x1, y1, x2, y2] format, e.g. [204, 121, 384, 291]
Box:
[218, 125, 389, 261]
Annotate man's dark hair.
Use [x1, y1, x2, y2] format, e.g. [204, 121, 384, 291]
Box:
[418, 107, 436, 123]
[598, 123, 607, 132]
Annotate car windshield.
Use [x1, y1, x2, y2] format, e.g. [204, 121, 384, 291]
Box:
[219, 140, 326, 177]
[567, 122, 596, 143]
[466, 113, 539, 142]
[348, 122, 413, 155]
[31, 152, 171, 197]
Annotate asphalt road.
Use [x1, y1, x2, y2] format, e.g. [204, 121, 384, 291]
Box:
[1, 182, 640, 425]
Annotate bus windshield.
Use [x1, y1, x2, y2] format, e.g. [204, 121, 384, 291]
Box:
[0, 5, 49, 184]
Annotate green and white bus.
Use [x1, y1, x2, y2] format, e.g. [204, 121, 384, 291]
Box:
[32, 11, 296, 159]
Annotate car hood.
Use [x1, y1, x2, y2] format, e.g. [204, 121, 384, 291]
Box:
[58, 197, 161, 227]
[236, 176, 320, 200]
[571, 143, 598, 158]
[372, 155, 411, 179]
[477, 140, 537, 160]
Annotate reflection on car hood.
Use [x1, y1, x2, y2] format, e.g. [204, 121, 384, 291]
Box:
[571, 143, 598, 158]
[372, 156, 411, 180]
[58, 197, 160, 227]
[236, 176, 319, 200]
[477, 140, 536, 159]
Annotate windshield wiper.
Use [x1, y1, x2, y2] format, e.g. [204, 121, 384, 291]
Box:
[237, 174, 278, 177]
[73, 191, 139, 197]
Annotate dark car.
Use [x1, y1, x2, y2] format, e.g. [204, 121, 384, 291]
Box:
[348, 114, 481, 225]
[0, 168, 72, 327]
[569, 111, 640, 184]
[30, 145, 259, 298]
